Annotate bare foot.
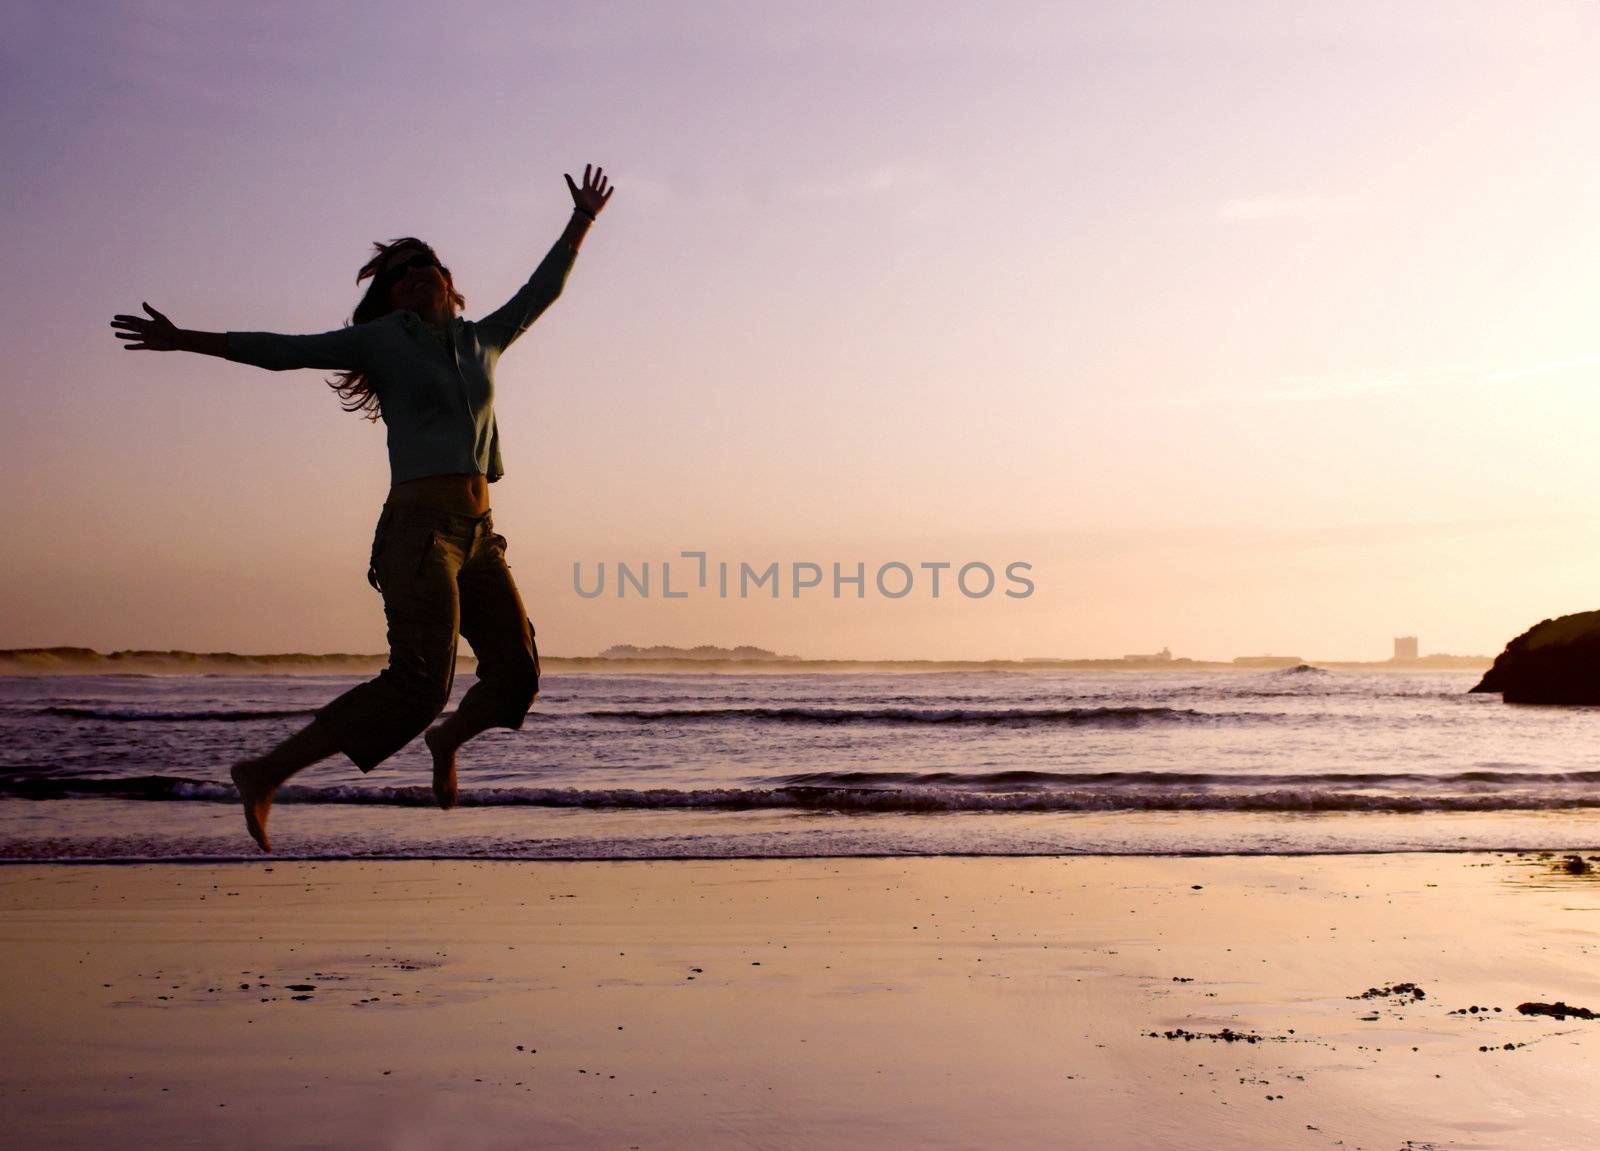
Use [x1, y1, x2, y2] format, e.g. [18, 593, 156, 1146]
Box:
[424, 727, 458, 810]
[229, 760, 275, 853]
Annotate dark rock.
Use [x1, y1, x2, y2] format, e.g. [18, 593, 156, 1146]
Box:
[1472, 611, 1600, 703]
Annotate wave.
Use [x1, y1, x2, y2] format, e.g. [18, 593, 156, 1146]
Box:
[25, 703, 1268, 727]
[37, 706, 316, 723]
[577, 704, 1265, 726]
[8, 774, 1600, 814]
[777, 768, 1600, 788]
[17, 697, 1480, 724]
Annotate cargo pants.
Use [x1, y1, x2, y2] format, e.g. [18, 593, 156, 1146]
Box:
[317, 503, 540, 771]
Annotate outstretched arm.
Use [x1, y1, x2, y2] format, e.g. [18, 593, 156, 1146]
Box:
[111, 302, 366, 372]
[476, 164, 614, 353]
[110, 304, 228, 358]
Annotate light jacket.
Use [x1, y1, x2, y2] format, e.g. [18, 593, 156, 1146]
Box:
[226, 238, 578, 484]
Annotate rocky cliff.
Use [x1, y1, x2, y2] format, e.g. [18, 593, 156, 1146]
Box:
[1471, 611, 1600, 704]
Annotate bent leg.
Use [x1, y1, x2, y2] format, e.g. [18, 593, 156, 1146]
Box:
[320, 521, 463, 772]
[425, 532, 539, 807]
[224, 515, 466, 852]
[229, 718, 342, 853]
[458, 531, 540, 728]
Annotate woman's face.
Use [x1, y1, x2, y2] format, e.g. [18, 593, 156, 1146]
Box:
[381, 245, 452, 315]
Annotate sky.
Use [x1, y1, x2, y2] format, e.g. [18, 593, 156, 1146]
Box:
[3, 0, 1599, 661]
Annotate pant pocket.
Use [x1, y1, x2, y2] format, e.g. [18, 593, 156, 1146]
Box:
[367, 507, 395, 591]
[373, 522, 441, 592]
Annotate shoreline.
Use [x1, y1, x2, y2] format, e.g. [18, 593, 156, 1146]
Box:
[0, 648, 1492, 675]
[10, 801, 1600, 863]
[4, 844, 1600, 865]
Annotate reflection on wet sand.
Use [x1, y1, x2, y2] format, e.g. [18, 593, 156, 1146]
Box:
[5, 853, 1600, 1148]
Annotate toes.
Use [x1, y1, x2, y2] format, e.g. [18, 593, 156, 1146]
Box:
[232, 765, 273, 851]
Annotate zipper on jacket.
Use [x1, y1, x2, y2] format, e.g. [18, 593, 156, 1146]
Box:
[447, 325, 479, 450]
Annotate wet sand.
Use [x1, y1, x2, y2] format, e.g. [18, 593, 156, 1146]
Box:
[3, 853, 1599, 1149]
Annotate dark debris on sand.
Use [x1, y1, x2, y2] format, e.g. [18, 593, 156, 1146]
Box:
[1517, 1001, 1599, 1021]
[1147, 1027, 1276, 1044]
[1349, 982, 1425, 1001]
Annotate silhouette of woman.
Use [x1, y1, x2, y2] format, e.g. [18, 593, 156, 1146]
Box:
[110, 164, 614, 852]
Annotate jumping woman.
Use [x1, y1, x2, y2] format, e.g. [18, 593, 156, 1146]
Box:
[110, 164, 614, 852]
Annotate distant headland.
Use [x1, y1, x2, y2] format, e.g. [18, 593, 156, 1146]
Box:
[597, 644, 800, 662]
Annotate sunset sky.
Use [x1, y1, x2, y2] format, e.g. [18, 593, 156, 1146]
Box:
[4, 0, 1599, 661]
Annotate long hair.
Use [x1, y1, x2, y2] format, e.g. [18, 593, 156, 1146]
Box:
[329, 237, 466, 420]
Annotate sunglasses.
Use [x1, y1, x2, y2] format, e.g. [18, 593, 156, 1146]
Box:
[379, 251, 444, 282]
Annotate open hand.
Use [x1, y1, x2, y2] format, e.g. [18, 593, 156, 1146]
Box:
[110, 303, 181, 351]
[564, 164, 613, 220]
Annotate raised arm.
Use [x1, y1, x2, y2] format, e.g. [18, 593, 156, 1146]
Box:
[475, 164, 613, 353]
[111, 302, 366, 372]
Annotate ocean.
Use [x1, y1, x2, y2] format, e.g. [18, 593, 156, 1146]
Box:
[4, 666, 1600, 860]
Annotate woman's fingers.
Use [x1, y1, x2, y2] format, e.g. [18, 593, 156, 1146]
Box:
[566, 165, 613, 213]
[110, 309, 174, 350]
[111, 305, 172, 334]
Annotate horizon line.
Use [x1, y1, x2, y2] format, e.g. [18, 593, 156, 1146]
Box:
[0, 645, 1494, 669]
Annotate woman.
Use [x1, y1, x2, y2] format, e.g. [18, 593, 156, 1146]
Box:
[110, 164, 614, 853]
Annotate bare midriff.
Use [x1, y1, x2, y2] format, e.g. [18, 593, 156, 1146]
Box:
[387, 473, 491, 516]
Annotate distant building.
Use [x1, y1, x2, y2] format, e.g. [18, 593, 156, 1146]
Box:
[1393, 636, 1418, 661]
[1124, 646, 1173, 662]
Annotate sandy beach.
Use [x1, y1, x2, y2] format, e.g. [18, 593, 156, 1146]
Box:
[3, 853, 1599, 1149]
